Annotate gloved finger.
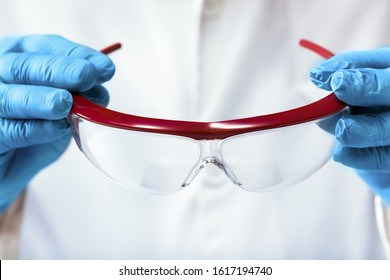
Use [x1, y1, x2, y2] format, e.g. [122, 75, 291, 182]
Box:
[356, 170, 390, 205]
[0, 131, 71, 211]
[0, 84, 72, 119]
[357, 170, 390, 191]
[0, 118, 69, 153]
[310, 47, 390, 90]
[2, 131, 71, 180]
[79, 85, 109, 107]
[333, 144, 390, 171]
[316, 112, 343, 135]
[0, 53, 98, 91]
[329, 68, 390, 106]
[336, 111, 390, 148]
[3, 34, 115, 84]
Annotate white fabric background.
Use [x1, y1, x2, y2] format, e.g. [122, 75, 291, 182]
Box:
[0, 0, 389, 259]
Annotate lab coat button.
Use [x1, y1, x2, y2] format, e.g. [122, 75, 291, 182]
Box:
[203, 0, 220, 18]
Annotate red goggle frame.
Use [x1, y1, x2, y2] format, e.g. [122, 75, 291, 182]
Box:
[70, 39, 345, 140]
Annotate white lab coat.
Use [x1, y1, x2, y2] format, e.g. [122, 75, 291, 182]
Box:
[0, 0, 389, 259]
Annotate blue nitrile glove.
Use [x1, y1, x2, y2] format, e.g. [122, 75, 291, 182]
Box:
[310, 47, 390, 206]
[0, 34, 115, 212]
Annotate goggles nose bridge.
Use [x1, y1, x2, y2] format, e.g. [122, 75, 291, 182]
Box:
[199, 140, 224, 169]
[181, 140, 242, 188]
[202, 140, 220, 158]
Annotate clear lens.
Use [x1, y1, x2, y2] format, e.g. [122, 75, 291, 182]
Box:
[220, 114, 340, 191]
[70, 112, 341, 194]
[70, 115, 201, 194]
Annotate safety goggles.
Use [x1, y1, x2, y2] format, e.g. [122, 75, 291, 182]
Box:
[69, 39, 346, 194]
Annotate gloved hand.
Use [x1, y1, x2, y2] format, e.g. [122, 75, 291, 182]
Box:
[310, 46, 390, 206]
[0, 34, 115, 212]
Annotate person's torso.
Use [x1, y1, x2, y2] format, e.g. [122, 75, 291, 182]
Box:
[1, 0, 388, 259]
